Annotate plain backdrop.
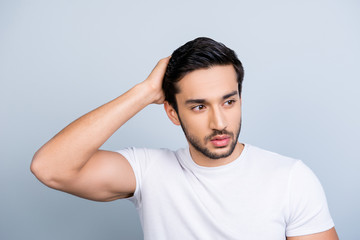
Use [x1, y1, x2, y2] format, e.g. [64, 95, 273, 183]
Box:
[1, 0, 359, 239]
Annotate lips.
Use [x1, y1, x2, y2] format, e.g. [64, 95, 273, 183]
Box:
[210, 135, 231, 147]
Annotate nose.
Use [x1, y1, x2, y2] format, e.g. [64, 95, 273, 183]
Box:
[209, 106, 227, 131]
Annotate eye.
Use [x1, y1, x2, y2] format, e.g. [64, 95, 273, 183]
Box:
[192, 105, 205, 111]
[224, 100, 236, 106]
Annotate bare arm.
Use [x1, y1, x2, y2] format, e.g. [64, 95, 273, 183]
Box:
[31, 57, 170, 201]
[287, 227, 339, 240]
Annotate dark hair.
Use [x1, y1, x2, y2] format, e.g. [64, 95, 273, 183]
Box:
[162, 37, 244, 112]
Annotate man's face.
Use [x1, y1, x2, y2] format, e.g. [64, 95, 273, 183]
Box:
[167, 65, 242, 166]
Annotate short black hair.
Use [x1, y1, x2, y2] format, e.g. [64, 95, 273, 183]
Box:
[162, 37, 244, 112]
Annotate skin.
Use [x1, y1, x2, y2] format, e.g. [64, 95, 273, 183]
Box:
[31, 57, 338, 239]
[31, 57, 170, 201]
[164, 65, 244, 167]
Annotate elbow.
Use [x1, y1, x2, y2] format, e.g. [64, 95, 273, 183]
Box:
[30, 150, 77, 191]
[30, 150, 59, 189]
[30, 150, 42, 178]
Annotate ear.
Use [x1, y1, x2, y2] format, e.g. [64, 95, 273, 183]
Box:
[164, 101, 181, 126]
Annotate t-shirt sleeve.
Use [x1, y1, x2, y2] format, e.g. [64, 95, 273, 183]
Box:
[286, 160, 335, 237]
[116, 147, 153, 208]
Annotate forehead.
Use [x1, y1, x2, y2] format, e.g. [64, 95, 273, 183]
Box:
[176, 65, 238, 102]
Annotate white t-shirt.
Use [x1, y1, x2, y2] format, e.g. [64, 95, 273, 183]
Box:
[118, 144, 334, 240]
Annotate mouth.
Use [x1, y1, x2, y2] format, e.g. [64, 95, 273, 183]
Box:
[210, 135, 231, 147]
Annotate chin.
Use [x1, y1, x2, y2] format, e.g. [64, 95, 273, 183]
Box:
[201, 145, 237, 160]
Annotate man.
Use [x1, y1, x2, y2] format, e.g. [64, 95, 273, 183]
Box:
[31, 37, 338, 239]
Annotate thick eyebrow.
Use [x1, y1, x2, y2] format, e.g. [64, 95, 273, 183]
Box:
[185, 98, 206, 105]
[222, 90, 238, 100]
[185, 90, 239, 105]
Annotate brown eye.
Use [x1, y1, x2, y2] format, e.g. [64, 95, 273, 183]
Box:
[224, 100, 235, 106]
[192, 105, 205, 111]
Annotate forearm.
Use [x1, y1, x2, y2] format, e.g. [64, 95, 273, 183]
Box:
[31, 81, 156, 182]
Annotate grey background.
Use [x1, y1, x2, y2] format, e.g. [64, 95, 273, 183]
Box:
[1, 0, 359, 239]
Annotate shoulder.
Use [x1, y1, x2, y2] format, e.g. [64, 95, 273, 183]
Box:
[116, 147, 181, 169]
[117, 147, 178, 159]
[245, 144, 299, 171]
[244, 144, 325, 191]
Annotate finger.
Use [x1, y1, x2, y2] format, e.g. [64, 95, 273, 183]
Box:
[149, 57, 170, 79]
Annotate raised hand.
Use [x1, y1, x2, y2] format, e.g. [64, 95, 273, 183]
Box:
[142, 56, 171, 105]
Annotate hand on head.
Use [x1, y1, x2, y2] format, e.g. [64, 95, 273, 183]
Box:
[143, 56, 171, 105]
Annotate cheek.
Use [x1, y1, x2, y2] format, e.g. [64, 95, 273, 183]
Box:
[229, 109, 242, 125]
[181, 113, 209, 130]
